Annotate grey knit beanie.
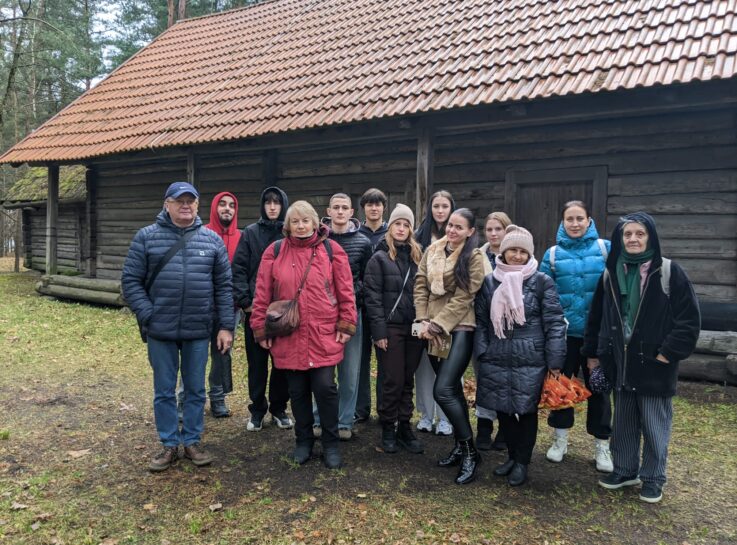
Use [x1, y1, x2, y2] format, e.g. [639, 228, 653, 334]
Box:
[500, 224, 534, 256]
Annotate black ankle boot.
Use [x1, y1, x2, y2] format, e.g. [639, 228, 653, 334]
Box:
[476, 418, 493, 450]
[508, 462, 528, 486]
[381, 422, 398, 454]
[438, 441, 463, 467]
[293, 442, 313, 465]
[322, 444, 343, 469]
[493, 458, 515, 476]
[397, 421, 424, 454]
[455, 439, 481, 485]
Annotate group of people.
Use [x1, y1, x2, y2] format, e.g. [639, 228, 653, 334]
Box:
[122, 181, 700, 505]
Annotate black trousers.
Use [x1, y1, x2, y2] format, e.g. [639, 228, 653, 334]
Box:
[497, 412, 538, 465]
[377, 324, 425, 423]
[547, 336, 612, 439]
[428, 330, 474, 441]
[286, 365, 339, 445]
[244, 315, 289, 418]
[356, 308, 383, 418]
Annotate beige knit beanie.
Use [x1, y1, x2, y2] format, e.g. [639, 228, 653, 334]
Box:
[388, 203, 415, 229]
[500, 224, 534, 256]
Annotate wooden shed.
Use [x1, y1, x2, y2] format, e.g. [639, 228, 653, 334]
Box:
[0, 0, 736, 314]
[2, 166, 87, 274]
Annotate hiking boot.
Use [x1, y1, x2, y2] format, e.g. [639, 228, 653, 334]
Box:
[493, 458, 515, 477]
[322, 444, 343, 469]
[381, 422, 398, 454]
[507, 462, 528, 487]
[416, 417, 433, 433]
[435, 420, 453, 436]
[246, 414, 264, 432]
[455, 439, 481, 485]
[272, 412, 294, 429]
[476, 418, 493, 450]
[438, 441, 463, 467]
[595, 440, 614, 473]
[397, 421, 424, 454]
[353, 413, 369, 424]
[149, 446, 178, 472]
[293, 442, 313, 465]
[599, 472, 641, 490]
[490, 428, 507, 451]
[546, 430, 568, 463]
[639, 482, 663, 504]
[210, 399, 231, 418]
[183, 443, 213, 467]
[338, 428, 353, 441]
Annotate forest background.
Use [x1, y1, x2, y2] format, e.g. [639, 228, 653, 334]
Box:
[0, 0, 263, 256]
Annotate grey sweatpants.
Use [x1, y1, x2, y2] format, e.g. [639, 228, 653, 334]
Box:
[612, 390, 673, 485]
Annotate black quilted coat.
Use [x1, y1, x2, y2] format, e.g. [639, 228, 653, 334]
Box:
[363, 239, 418, 341]
[474, 272, 567, 415]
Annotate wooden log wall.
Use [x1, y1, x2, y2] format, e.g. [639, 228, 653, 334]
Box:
[432, 107, 737, 304]
[27, 205, 83, 273]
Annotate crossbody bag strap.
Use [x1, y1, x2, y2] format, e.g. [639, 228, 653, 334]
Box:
[295, 248, 318, 299]
[388, 267, 411, 319]
[145, 229, 197, 293]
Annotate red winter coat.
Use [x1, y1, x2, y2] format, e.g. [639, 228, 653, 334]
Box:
[250, 226, 357, 371]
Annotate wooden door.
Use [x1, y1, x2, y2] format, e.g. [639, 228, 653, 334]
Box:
[505, 167, 607, 261]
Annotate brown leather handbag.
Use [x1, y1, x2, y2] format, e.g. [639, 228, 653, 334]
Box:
[264, 248, 317, 338]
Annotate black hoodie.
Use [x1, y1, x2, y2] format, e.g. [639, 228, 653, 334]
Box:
[582, 212, 700, 396]
[232, 186, 289, 310]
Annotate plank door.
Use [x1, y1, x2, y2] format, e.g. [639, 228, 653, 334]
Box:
[505, 167, 607, 261]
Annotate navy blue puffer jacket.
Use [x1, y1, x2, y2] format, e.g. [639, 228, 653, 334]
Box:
[122, 210, 234, 341]
[474, 272, 567, 415]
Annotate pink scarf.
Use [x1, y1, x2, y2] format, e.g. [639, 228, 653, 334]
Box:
[490, 256, 539, 339]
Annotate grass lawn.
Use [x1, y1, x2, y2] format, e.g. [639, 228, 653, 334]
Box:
[0, 270, 736, 545]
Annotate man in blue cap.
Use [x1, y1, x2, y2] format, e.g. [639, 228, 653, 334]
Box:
[122, 182, 235, 471]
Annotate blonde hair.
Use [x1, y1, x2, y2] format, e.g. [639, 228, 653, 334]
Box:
[485, 211, 512, 230]
[283, 200, 319, 236]
[385, 222, 423, 265]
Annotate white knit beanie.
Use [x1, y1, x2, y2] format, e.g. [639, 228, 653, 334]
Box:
[388, 203, 415, 229]
[500, 224, 534, 256]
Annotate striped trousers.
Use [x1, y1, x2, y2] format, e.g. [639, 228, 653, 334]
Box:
[611, 390, 673, 485]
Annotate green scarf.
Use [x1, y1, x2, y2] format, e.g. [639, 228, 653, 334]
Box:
[616, 247, 655, 330]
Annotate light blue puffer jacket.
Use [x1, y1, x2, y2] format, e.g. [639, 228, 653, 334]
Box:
[122, 210, 234, 341]
[539, 220, 610, 338]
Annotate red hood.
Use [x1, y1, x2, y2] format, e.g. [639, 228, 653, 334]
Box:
[205, 191, 241, 262]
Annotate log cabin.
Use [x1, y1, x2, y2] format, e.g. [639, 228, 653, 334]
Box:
[0, 0, 735, 318]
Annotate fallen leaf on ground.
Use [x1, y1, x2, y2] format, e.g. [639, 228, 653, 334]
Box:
[209, 503, 223, 512]
[143, 503, 156, 512]
[67, 449, 91, 459]
[10, 502, 28, 510]
[30, 522, 41, 531]
[34, 513, 52, 521]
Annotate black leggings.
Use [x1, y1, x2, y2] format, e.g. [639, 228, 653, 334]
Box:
[429, 331, 474, 441]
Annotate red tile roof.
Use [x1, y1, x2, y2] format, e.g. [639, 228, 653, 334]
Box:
[3, 0, 737, 164]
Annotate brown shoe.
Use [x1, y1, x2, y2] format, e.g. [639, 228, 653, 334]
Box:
[149, 446, 178, 472]
[183, 443, 213, 466]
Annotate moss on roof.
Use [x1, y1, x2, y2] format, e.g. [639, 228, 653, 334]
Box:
[4, 165, 86, 203]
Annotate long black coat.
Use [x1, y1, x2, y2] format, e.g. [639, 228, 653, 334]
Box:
[474, 272, 566, 415]
[582, 212, 700, 397]
[363, 240, 417, 341]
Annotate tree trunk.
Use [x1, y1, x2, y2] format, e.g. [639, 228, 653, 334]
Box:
[167, 0, 175, 27]
[0, 2, 30, 132]
[15, 210, 21, 272]
[178, 0, 186, 21]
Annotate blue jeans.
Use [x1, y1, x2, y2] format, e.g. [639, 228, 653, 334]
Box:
[314, 313, 363, 430]
[148, 337, 209, 447]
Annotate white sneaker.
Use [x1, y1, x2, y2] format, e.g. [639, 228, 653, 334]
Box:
[416, 417, 433, 433]
[595, 441, 614, 473]
[435, 420, 453, 436]
[546, 434, 568, 463]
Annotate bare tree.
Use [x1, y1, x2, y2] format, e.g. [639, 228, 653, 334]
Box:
[167, 0, 175, 28]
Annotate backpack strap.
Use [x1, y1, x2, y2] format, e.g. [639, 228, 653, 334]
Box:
[549, 245, 557, 272]
[660, 258, 671, 298]
[597, 238, 608, 260]
[273, 238, 333, 262]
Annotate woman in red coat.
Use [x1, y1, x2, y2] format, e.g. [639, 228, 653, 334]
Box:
[251, 200, 357, 469]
